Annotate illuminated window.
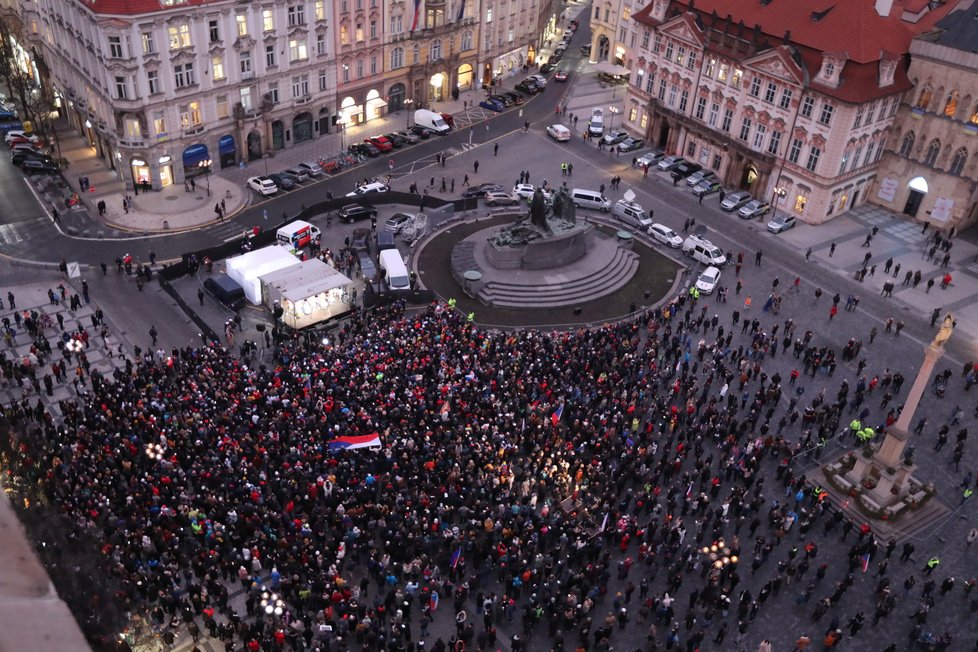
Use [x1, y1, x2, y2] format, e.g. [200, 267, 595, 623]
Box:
[212, 55, 225, 80]
[943, 91, 958, 117]
[168, 24, 191, 49]
[794, 194, 807, 213]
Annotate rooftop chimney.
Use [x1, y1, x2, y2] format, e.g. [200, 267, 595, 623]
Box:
[875, 0, 893, 17]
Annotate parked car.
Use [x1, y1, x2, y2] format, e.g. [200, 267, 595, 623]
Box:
[4, 130, 34, 144]
[12, 150, 54, 167]
[617, 137, 645, 153]
[636, 150, 666, 168]
[767, 214, 797, 233]
[462, 183, 505, 199]
[694, 266, 722, 295]
[554, 70, 570, 82]
[484, 191, 520, 207]
[408, 125, 432, 139]
[692, 179, 722, 197]
[283, 167, 310, 183]
[350, 228, 372, 252]
[297, 161, 323, 177]
[657, 155, 685, 171]
[738, 199, 772, 219]
[720, 190, 752, 211]
[489, 94, 513, 107]
[367, 136, 393, 152]
[357, 252, 379, 284]
[647, 223, 683, 248]
[267, 173, 295, 190]
[674, 161, 702, 178]
[247, 176, 278, 195]
[502, 91, 525, 105]
[580, 44, 592, 56]
[479, 98, 505, 112]
[383, 132, 407, 147]
[395, 130, 420, 144]
[540, 62, 556, 73]
[528, 74, 548, 88]
[346, 181, 390, 197]
[515, 81, 540, 94]
[349, 142, 381, 157]
[338, 203, 379, 223]
[601, 130, 629, 147]
[385, 212, 415, 233]
[20, 158, 60, 175]
[685, 170, 716, 187]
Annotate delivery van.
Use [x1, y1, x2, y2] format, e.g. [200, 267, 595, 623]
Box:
[378, 249, 410, 290]
[276, 220, 321, 254]
[413, 109, 451, 135]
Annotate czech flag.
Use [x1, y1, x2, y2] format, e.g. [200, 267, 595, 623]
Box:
[450, 547, 462, 569]
[551, 403, 564, 426]
[329, 433, 381, 451]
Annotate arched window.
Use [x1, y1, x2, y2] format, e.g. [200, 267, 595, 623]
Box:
[899, 131, 915, 157]
[970, 102, 978, 125]
[430, 38, 442, 61]
[944, 90, 959, 117]
[923, 139, 941, 166]
[949, 147, 968, 176]
[390, 46, 404, 69]
[916, 84, 933, 110]
[460, 30, 473, 51]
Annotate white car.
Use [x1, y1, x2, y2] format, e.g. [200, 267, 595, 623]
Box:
[767, 214, 797, 233]
[685, 170, 716, 187]
[513, 184, 552, 201]
[637, 151, 665, 168]
[694, 266, 721, 294]
[386, 212, 415, 233]
[738, 199, 772, 219]
[657, 155, 685, 171]
[5, 130, 37, 144]
[647, 223, 683, 248]
[484, 191, 520, 206]
[247, 176, 278, 196]
[547, 124, 571, 141]
[346, 181, 390, 197]
[720, 191, 752, 212]
[528, 74, 548, 88]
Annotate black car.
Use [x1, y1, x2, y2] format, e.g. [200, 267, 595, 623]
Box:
[489, 94, 513, 107]
[461, 183, 505, 199]
[350, 227, 372, 252]
[383, 132, 407, 148]
[502, 91, 525, 105]
[540, 62, 556, 74]
[349, 141, 381, 157]
[267, 173, 295, 190]
[338, 203, 379, 223]
[409, 125, 432, 139]
[21, 158, 59, 174]
[548, 53, 562, 66]
[675, 161, 703, 178]
[515, 81, 539, 94]
[12, 150, 55, 167]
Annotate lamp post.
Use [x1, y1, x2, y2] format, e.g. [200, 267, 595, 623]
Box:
[404, 98, 415, 129]
[198, 158, 212, 197]
[260, 589, 284, 619]
[772, 186, 787, 221]
[338, 116, 346, 152]
[608, 106, 620, 134]
[699, 538, 738, 584]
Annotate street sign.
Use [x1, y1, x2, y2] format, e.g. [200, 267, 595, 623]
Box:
[66, 262, 81, 279]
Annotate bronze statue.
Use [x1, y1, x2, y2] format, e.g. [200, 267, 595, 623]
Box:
[552, 187, 576, 225]
[932, 313, 955, 348]
[529, 188, 549, 230]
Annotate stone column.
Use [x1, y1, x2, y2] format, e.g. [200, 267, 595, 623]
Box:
[875, 344, 941, 468]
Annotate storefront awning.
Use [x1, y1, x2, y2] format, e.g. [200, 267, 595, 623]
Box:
[182, 143, 210, 168]
[218, 135, 236, 155]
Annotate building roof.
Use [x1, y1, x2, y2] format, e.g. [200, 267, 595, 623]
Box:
[931, 0, 978, 51]
[634, 0, 957, 64]
[79, 0, 220, 17]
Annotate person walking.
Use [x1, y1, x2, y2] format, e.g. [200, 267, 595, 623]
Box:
[149, 325, 158, 346]
[494, 143, 499, 156]
[755, 250, 763, 266]
[473, 160, 480, 174]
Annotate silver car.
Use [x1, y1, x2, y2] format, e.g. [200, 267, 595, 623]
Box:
[720, 191, 752, 212]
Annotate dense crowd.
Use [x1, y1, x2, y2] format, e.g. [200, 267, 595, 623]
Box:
[5, 293, 977, 652]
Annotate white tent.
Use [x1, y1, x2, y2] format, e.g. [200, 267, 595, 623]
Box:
[260, 259, 353, 329]
[225, 246, 300, 304]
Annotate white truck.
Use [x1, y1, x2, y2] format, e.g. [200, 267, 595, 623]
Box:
[413, 109, 451, 135]
[588, 108, 604, 137]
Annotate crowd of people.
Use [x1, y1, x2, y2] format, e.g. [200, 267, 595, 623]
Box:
[4, 282, 977, 652]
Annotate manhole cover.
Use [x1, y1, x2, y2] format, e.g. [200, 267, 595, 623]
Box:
[165, 196, 178, 201]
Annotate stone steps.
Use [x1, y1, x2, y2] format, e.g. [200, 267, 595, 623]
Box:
[477, 246, 639, 308]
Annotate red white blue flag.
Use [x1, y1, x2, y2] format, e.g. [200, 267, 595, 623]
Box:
[411, 0, 422, 31]
[329, 433, 381, 451]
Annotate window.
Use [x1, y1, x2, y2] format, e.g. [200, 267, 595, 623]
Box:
[708, 102, 719, 127]
[641, 30, 650, 49]
[290, 38, 308, 61]
[267, 83, 279, 104]
[676, 46, 686, 66]
[153, 111, 167, 136]
[487, 7, 493, 21]
[356, 58, 364, 78]
[788, 138, 802, 164]
[645, 72, 655, 94]
[431, 39, 442, 60]
[628, 107, 637, 122]
[818, 103, 834, 126]
[461, 31, 472, 51]
[241, 51, 253, 74]
[738, 117, 751, 141]
[355, 23, 363, 42]
[315, 1, 326, 21]
[340, 25, 349, 45]
[292, 74, 309, 97]
[705, 58, 716, 77]
[240, 87, 253, 111]
[721, 107, 733, 132]
[174, 62, 195, 88]
[678, 88, 688, 112]
[217, 94, 229, 119]
[794, 194, 807, 213]
[147, 70, 160, 95]
[413, 44, 419, 64]
[764, 82, 776, 104]
[340, 0, 348, 12]
[899, 131, 915, 157]
[236, 14, 248, 37]
[732, 69, 743, 87]
[779, 88, 792, 110]
[664, 41, 674, 61]
[667, 85, 677, 108]
[749, 77, 761, 98]
[800, 96, 815, 118]
[208, 20, 219, 43]
[370, 55, 377, 75]
[943, 91, 958, 118]
[318, 69, 328, 91]
[342, 63, 350, 82]
[390, 15, 403, 33]
[718, 63, 728, 82]
[288, 5, 306, 26]
[805, 146, 821, 172]
[695, 96, 707, 120]
[212, 55, 225, 80]
[109, 36, 123, 58]
[657, 79, 666, 101]
[317, 33, 327, 55]
[370, 20, 377, 38]
[633, 69, 643, 89]
[967, 101, 978, 124]
[876, 99, 888, 121]
[124, 117, 141, 138]
[686, 51, 696, 71]
[949, 148, 967, 175]
[262, 9, 274, 32]
[653, 34, 662, 54]
[391, 47, 404, 69]
[141, 31, 155, 54]
[850, 146, 862, 172]
[838, 151, 849, 175]
[767, 130, 782, 156]
[853, 105, 864, 129]
[265, 45, 276, 67]
[115, 75, 127, 99]
[923, 139, 941, 166]
[179, 101, 201, 127]
[168, 24, 191, 49]
[916, 85, 932, 109]
[753, 124, 766, 149]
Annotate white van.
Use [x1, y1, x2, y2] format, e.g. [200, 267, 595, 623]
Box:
[588, 108, 604, 136]
[682, 235, 728, 266]
[413, 109, 451, 135]
[276, 220, 322, 254]
[612, 200, 653, 229]
[378, 249, 411, 290]
[571, 188, 611, 212]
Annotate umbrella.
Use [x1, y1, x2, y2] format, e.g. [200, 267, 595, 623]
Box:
[593, 61, 631, 76]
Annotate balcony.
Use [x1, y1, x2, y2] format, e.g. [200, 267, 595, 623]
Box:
[118, 137, 146, 149]
[294, 94, 312, 106]
[241, 70, 255, 80]
[183, 124, 205, 136]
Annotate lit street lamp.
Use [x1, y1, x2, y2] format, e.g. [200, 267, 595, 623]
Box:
[198, 158, 212, 197]
[404, 98, 415, 129]
[608, 106, 621, 133]
[260, 589, 284, 618]
[772, 186, 787, 220]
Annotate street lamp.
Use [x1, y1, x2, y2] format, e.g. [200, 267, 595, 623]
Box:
[404, 98, 415, 129]
[338, 115, 346, 152]
[198, 158, 212, 197]
[260, 589, 284, 618]
[608, 106, 620, 133]
[772, 186, 787, 220]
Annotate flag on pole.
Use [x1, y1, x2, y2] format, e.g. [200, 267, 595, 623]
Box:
[860, 552, 871, 573]
[456, 0, 465, 21]
[411, 0, 422, 31]
[551, 403, 564, 426]
[450, 547, 462, 569]
[328, 433, 381, 451]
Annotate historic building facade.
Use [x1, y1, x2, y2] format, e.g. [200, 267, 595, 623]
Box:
[616, 0, 958, 224]
[870, 1, 978, 229]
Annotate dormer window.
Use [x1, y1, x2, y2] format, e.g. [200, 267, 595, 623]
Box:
[818, 54, 843, 87]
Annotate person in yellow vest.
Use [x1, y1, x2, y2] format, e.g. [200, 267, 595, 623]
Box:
[848, 418, 862, 439]
[924, 557, 940, 574]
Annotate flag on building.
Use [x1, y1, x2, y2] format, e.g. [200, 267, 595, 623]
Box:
[456, 0, 465, 21]
[411, 0, 422, 31]
[328, 433, 381, 451]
